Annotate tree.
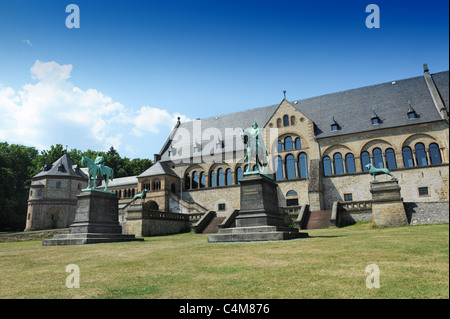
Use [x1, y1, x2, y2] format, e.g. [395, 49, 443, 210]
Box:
[0, 142, 153, 231]
[0, 142, 39, 231]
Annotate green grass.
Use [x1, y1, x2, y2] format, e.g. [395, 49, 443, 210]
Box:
[0, 223, 448, 299]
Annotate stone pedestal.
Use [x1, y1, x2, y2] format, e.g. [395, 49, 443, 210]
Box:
[370, 179, 408, 227]
[208, 174, 308, 242]
[43, 190, 143, 245]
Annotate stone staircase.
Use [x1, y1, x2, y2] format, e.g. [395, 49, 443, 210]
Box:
[305, 210, 332, 229]
[202, 217, 226, 233]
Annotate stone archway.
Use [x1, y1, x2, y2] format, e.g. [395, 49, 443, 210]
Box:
[145, 200, 159, 211]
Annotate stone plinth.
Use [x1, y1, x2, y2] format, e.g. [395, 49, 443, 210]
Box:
[370, 179, 408, 227]
[208, 174, 308, 242]
[43, 190, 143, 245]
[125, 203, 191, 237]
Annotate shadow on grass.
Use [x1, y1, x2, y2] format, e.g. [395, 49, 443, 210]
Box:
[307, 235, 344, 238]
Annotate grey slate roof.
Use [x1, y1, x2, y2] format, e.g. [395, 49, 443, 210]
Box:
[138, 161, 178, 178]
[100, 175, 138, 188]
[33, 153, 87, 180]
[293, 72, 447, 139]
[431, 71, 449, 113]
[159, 104, 278, 162]
[159, 70, 448, 162]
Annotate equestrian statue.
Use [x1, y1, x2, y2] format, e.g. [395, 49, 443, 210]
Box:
[81, 153, 114, 192]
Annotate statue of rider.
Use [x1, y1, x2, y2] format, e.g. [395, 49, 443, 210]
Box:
[94, 153, 105, 176]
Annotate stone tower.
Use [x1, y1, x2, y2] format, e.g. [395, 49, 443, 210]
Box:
[25, 154, 88, 231]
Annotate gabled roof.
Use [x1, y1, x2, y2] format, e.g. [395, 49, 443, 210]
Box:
[138, 161, 178, 178]
[293, 72, 447, 139]
[431, 71, 449, 113]
[33, 153, 87, 180]
[101, 175, 138, 188]
[158, 69, 448, 160]
[159, 104, 278, 162]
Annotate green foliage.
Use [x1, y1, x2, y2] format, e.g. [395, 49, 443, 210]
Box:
[0, 142, 39, 230]
[0, 142, 152, 230]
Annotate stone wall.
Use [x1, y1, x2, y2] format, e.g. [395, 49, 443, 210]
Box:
[0, 228, 69, 242]
[125, 207, 191, 237]
[404, 202, 449, 225]
[338, 201, 449, 227]
[186, 185, 240, 217]
[322, 164, 449, 210]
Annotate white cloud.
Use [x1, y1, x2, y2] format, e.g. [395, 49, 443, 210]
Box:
[22, 39, 32, 47]
[0, 60, 190, 157]
[30, 60, 72, 83]
[133, 106, 192, 136]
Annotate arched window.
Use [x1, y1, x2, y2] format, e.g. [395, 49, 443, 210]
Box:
[236, 167, 243, 184]
[372, 148, 384, 168]
[278, 140, 283, 152]
[345, 153, 356, 173]
[429, 143, 442, 164]
[298, 153, 308, 178]
[283, 115, 290, 127]
[199, 172, 205, 188]
[323, 156, 332, 176]
[185, 173, 191, 190]
[192, 171, 199, 189]
[153, 180, 161, 190]
[284, 137, 294, 151]
[286, 190, 298, 197]
[276, 118, 282, 128]
[209, 171, 216, 187]
[402, 147, 414, 168]
[361, 151, 371, 172]
[275, 156, 284, 181]
[226, 169, 232, 186]
[290, 116, 296, 126]
[333, 153, 344, 175]
[218, 168, 225, 186]
[286, 154, 296, 180]
[415, 143, 428, 166]
[295, 137, 301, 150]
[385, 148, 397, 169]
[286, 190, 299, 206]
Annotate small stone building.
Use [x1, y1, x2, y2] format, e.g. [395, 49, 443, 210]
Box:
[25, 154, 88, 231]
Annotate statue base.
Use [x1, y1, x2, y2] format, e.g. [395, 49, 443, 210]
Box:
[370, 179, 408, 227]
[208, 174, 308, 242]
[43, 190, 143, 245]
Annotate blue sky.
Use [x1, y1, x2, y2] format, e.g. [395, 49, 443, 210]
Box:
[0, 0, 448, 160]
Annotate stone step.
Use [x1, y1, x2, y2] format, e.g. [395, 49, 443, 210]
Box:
[306, 210, 332, 229]
[218, 225, 299, 234]
[202, 217, 226, 233]
[208, 230, 308, 243]
[42, 233, 144, 246]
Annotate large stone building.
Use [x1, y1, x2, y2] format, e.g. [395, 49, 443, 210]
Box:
[25, 64, 449, 231]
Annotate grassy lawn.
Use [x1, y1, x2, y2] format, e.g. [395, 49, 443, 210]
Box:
[0, 223, 448, 299]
